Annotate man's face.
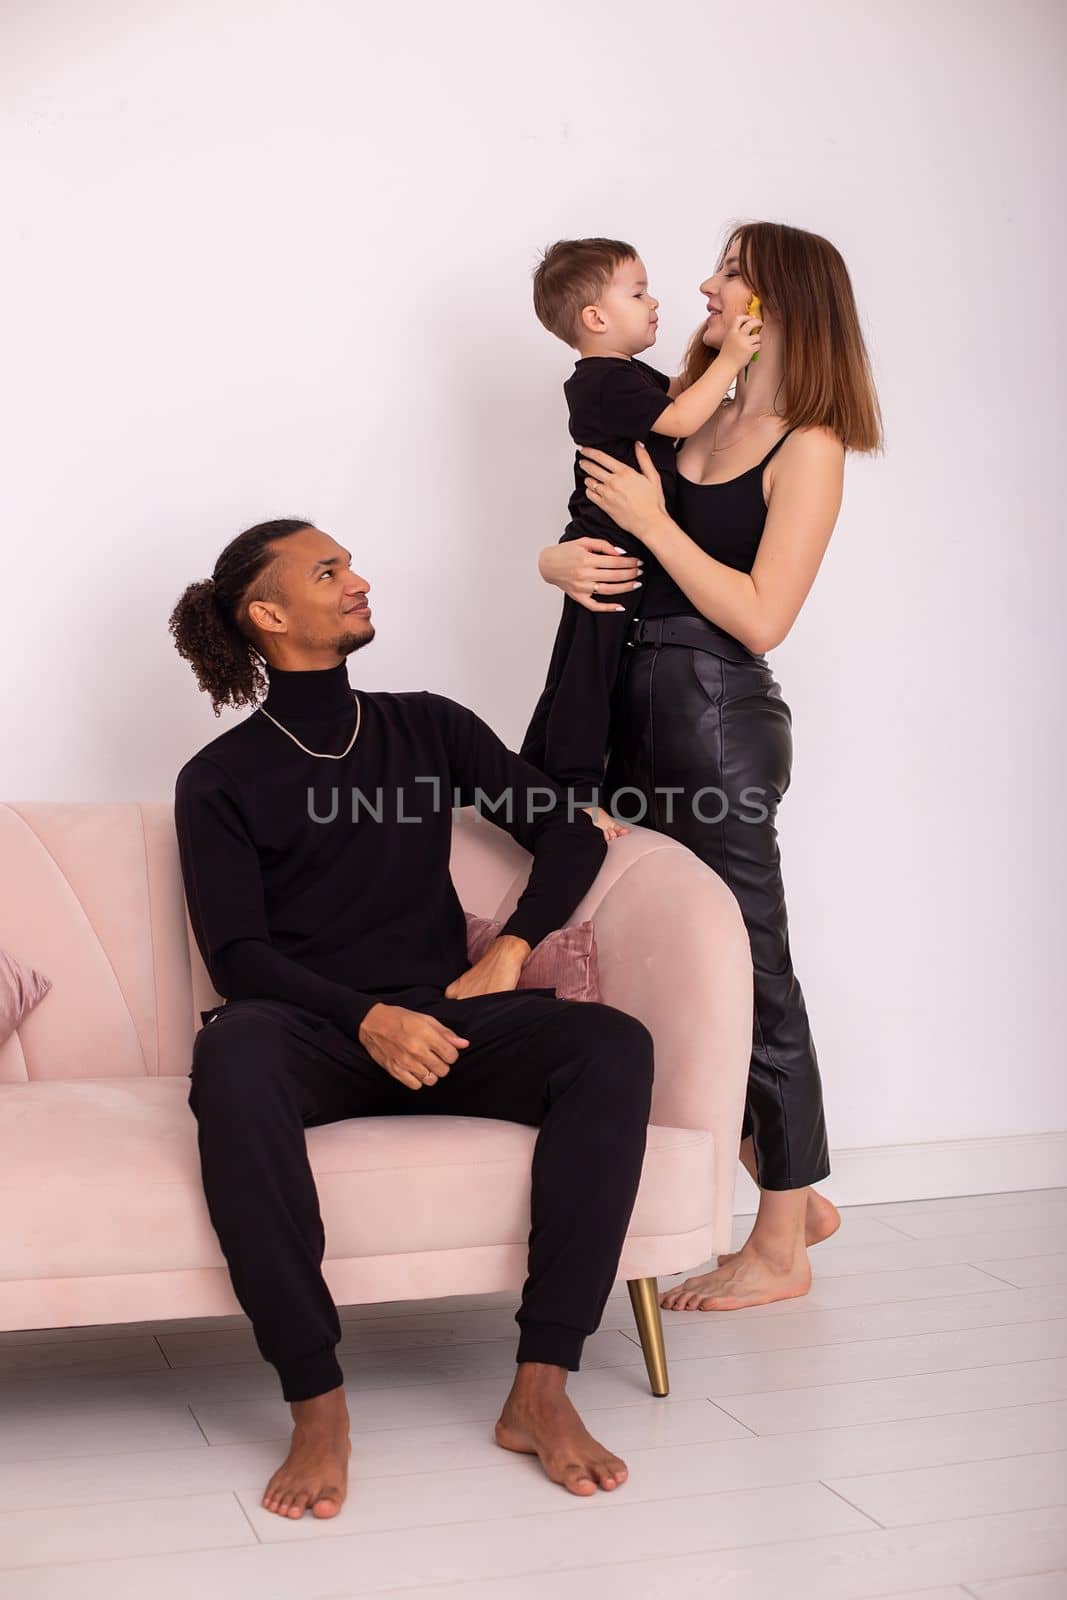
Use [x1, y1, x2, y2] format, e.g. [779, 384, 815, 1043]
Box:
[247, 527, 374, 658]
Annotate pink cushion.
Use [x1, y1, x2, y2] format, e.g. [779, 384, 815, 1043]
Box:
[464, 912, 601, 1002]
[0, 949, 51, 1046]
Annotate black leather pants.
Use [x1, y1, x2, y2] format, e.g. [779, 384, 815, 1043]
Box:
[603, 615, 831, 1192]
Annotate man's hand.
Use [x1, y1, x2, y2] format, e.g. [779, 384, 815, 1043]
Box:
[444, 934, 531, 1001]
[358, 1003, 469, 1091]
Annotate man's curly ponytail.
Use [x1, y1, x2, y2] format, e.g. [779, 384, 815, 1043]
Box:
[168, 518, 314, 716]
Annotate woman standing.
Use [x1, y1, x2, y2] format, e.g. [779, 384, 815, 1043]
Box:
[537, 221, 884, 1311]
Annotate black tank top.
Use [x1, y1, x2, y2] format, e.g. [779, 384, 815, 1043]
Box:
[640, 426, 797, 620]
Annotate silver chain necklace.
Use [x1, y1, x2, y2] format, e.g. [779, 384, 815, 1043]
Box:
[709, 404, 788, 454]
[257, 691, 362, 759]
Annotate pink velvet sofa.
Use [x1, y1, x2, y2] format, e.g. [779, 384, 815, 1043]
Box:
[0, 800, 752, 1394]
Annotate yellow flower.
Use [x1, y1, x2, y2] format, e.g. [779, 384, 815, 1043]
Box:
[746, 294, 762, 365]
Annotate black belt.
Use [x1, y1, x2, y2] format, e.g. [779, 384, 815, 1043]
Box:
[627, 613, 762, 664]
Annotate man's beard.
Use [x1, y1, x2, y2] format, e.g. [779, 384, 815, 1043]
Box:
[336, 622, 375, 656]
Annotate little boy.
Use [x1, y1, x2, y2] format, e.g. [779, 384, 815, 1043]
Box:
[519, 236, 761, 828]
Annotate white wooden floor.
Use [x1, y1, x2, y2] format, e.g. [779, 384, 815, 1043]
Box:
[1, 1188, 1066, 1599]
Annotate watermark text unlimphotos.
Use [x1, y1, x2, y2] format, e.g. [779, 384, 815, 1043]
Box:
[305, 780, 771, 827]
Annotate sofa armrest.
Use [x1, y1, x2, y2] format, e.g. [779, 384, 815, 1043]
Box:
[488, 817, 752, 1135]
[575, 829, 752, 1137]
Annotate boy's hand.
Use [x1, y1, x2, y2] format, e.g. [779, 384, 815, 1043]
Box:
[582, 805, 630, 842]
[719, 313, 762, 373]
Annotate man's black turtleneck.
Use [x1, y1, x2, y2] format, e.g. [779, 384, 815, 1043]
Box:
[174, 661, 608, 1036]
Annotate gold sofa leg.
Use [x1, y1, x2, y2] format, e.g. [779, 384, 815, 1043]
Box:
[627, 1277, 669, 1397]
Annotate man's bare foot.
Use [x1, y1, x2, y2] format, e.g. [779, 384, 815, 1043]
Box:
[495, 1363, 628, 1496]
[660, 1242, 813, 1312]
[718, 1187, 840, 1269]
[261, 1385, 352, 1519]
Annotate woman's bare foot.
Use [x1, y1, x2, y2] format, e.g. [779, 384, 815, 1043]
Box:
[261, 1385, 352, 1519]
[718, 1187, 840, 1268]
[660, 1241, 813, 1312]
[495, 1363, 628, 1496]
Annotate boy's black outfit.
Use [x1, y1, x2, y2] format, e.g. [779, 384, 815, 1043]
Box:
[520, 355, 677, 806]
[175, 661, 654, 1402]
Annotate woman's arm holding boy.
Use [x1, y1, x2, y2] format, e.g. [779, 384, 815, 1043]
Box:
[575, 429, 845, 654]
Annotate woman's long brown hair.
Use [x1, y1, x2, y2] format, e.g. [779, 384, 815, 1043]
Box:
[680, 220, 885, 455]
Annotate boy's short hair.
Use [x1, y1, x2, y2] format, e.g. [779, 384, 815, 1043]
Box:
[532, 237, 638, 348]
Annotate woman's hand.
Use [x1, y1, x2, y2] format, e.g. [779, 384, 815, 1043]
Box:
[576, 441, 667, 542]
[537, 538, 644, 613]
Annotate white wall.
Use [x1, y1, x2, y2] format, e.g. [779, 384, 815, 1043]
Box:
[3, 0, 1064, 1193]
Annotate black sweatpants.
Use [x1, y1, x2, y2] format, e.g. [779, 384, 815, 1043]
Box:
[187, 985, 654, 1402]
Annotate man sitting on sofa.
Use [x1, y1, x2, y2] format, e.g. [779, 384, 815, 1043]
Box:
[168, 517, 655, 1522]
